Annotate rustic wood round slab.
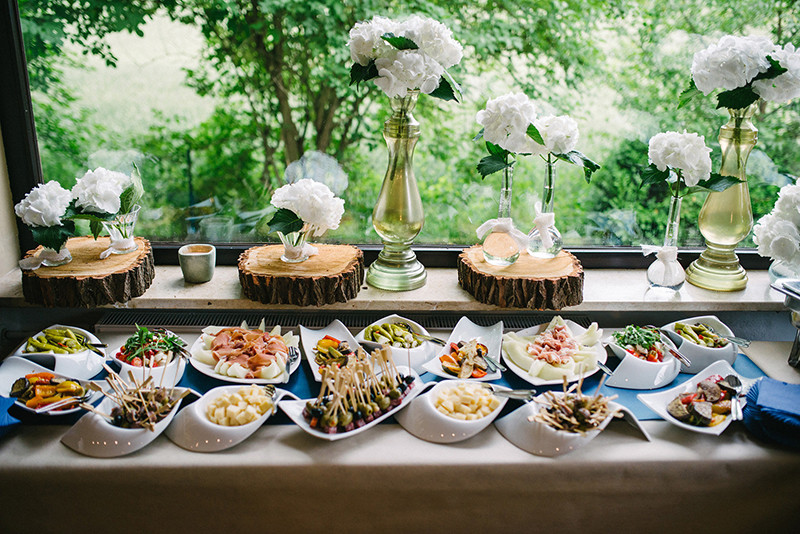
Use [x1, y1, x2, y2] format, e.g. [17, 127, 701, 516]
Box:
[238, 244, 364, 306]
[21, 236, 155, 308]
[458, 245, 583, 310]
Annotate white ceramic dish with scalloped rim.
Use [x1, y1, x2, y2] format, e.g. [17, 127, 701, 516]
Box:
[0, 356, 102, 416]
[355, 314, 435, 374]
[637, 359, 754, 436]
[421, 317, 503, 381]
[661, 315, 737, 373]
[395, 380, 509, 443]
[495, 394, 638, 457]
[299, 320, 360, 382]
[501, 320, 606, 386]
[61, 389, 187, 457]
[166, 385, 296, 452]
[604, 332, 682, 390]
[279, 366, 422, 441]
[13, 324, 106, 380]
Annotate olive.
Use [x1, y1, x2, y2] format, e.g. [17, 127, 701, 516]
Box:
[113, 414, 125, 427]
[388, 388, 401, 400]
[403, 375, 414, 385]
[399, 382, 407, 393]
[377, 395, 391, 410]
[339, 411, 353, 427]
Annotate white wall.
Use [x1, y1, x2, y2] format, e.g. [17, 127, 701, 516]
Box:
[0, 124, 22, 275]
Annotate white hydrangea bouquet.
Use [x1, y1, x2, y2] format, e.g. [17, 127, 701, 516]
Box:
[681, 35, 800, 108]
[14, 166, 144, 267]
[641, 131, 740, 288]
[348, 15, 463, 101]
[754, 181, 800, 273]
[266, 179, 345, 263]
[474, 92, 599, 260]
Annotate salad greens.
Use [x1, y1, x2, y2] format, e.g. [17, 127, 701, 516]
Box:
[612, 325, 660, 350]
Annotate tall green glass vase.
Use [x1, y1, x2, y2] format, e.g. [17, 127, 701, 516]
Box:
[686, 103, 757, 291]
[366, 90, 426, 291]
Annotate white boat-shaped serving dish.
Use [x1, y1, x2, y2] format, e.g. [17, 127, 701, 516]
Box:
[61, 388, 188, 457]
[12, 324, 106, 380]
[355, 314, 435, 375]
[279, 366, 422, 441]
[395, 380, 509, 443]
[299, 320, 360, 382]
[661, 315, 737, 373]
[421, 317, 503, 381]
[502, 319, 606, 386]
[166, 385, 295, 452]
[0, 356, 102, 416]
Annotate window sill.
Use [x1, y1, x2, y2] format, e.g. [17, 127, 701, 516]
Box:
[0, 265, 785, 312]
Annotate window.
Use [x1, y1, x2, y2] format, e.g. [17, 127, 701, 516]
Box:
[4, 2, 789, 268]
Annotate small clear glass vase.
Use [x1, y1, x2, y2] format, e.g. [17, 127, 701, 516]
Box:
[482, 165, 521, 266]
[647, 194, 685, 291]
[527, 157, 562, 258]
[277, 229, 311, 263]
[102, 205, 140, 256]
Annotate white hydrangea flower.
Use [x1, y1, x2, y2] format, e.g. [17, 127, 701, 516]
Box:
[753, 43, 800, 103]
[72, 167, 131, 214]
[348, 16, 396, 66]
[271, 178, 345, 236]
[476, 92, 547, 155]
[400, 15, 463, 69]
[691, 35, 775, 94]
[773, 182, 800, 227]
[754, 213, 800, 266]
[648, 131, 712, 187]
[374, 49, 443, 98]
[14, 181, 72, 227]
[535, 114, 579, 154]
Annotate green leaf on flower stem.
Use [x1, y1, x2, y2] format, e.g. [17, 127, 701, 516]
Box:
[477, 153, 511, 178]
[640, 163, 670, 189]
[486, 141, 507, 157]
[554, 150, 601, 183]
[89, 219, 104, 239]
[120, 163, 144, 214]
[350, 60, 378, 86]
[716, 86, 760, 109]
[473, 128, 484, 142]
[752, 56, 788, 82]
[30, 221, 75, 252]
[429, 70, 462, 103]
[267, 208, 304, 235]
[526, 124, 544, 145]
[381, 33, 419, 50]
[63, 201, 115, 224]
[685, 173, 743, 195]
[678, 79, 702, 109]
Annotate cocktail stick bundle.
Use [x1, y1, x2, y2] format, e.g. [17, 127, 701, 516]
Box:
[530, 374, 620, 434]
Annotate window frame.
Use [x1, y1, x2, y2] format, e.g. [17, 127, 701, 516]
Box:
[0, 3, 771, 270]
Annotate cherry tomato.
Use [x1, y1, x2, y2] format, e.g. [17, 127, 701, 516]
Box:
[131, 357, 143, 367]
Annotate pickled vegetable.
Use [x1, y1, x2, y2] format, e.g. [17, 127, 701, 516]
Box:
[674, 323, 728, 348]
[363, 322, 422, 348]
[23, 327, 103, 356]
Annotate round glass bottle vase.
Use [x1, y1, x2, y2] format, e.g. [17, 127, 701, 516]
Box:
[686, 103, 757, 291]
[366, 90, 426, 291]
[647, 194, 685, 290]
[482, 165, 521, 266]
[527, 157, 563, 258]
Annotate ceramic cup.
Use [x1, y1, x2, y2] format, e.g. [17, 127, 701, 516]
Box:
[178, 244, 216, 283]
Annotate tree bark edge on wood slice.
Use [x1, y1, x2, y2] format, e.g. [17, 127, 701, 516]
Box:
[457, 245, 583, 310]
[238, 244, 364, 306]
[21, 236, 155, 308]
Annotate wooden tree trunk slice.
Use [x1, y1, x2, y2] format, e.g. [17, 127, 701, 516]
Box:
[238, 244, 364, 306]
[21, 236, 155, 308]
[458, 245, 583, 310]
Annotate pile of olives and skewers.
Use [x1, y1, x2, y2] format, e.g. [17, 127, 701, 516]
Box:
[362, 322, 422, 349]
[303, 346, 414, 434]
[23, 327, 104, 356]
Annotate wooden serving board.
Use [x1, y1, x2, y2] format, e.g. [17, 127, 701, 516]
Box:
[238, 244, 364, 306]
[458, 245, 583, 310]
[21, 236, 155, 308]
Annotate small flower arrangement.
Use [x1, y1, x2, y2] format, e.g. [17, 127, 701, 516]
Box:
[348, 15, 463, 101]
[642, 131, 738, 194]
[14, 181, 74, 252]
[267, 179, 345, 237]
[681, 35, 800, 109]
[754, 181, 800, 271]
[474, 92, 599, 180]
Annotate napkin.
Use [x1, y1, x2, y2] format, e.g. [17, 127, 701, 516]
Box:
[743, 378, 800, 450]
[0, 396, 22, 435]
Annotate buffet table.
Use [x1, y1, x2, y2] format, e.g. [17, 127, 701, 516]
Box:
[1, 267, 799, 533]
